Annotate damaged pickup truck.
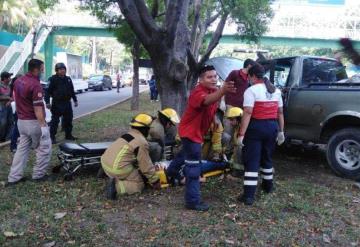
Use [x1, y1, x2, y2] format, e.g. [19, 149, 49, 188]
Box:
[267, 56, 360, 179]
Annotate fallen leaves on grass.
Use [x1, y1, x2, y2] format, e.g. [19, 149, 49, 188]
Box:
[322, 233, 331, 243]
[43, 241, 56, 247]
[3, 231, 23, 238]
[225, 239, 235, 245]
[54, 212, 67, 219]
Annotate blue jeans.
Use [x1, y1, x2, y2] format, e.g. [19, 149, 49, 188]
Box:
[0, 105, 13, 142]
[150, 88, 158, 100]
[10, 113, 19, 151]
[167, 152, 227, 180]
[180, 138, 202, 206]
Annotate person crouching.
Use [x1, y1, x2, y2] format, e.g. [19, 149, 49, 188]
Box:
[101, 113, 161, 199]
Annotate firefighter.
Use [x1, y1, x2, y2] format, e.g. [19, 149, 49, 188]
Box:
[101, 113, 161, 199]
[148, 108, 180, 162]
[237, 63, 285, 206]
[223, 107, 244, 177]
[202, 116, 224, 161]
[45, 63, 78, 144]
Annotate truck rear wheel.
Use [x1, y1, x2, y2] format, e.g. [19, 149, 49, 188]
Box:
[327, 128, 360, 179]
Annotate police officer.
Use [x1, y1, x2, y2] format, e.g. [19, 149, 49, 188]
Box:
[101, 113, 161, 199]
[45, 63, 78, 144]
[237, 64, 285, 206]
[223, 107, 244, 177]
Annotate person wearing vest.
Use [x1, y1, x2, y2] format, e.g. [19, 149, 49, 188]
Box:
[223, 107, 244, 177]
[101, 113, 161, 199]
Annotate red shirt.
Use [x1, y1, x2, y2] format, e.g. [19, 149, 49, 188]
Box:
[224, 69, 248, 108]
[178, 84, 218, 143]
[243, 83, 283, 120]
[14, 72, 45, 120]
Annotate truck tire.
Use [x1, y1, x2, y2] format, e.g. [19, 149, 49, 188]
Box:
[326, 128, 360, 179]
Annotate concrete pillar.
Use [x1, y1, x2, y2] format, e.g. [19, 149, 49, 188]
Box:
[44, 33, 54, 80]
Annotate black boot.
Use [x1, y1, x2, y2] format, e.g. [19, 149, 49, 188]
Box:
[261, 182, 275, 194]
[185, 202, 210, 211]
[106, 178, 117, 200]
[51, 136, 57, 144]
[65, 135, 77, 141]
[238, 194, 254, 206]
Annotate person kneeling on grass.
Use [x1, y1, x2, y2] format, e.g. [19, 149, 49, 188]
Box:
[101, 113, 161, 199]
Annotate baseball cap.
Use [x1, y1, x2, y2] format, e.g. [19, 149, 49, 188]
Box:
[1, 72, 13, 80]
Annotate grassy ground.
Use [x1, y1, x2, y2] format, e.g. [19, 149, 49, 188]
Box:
[0, 93, 359, 246]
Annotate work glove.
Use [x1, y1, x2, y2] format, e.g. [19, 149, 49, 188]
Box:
[277, 131, 285, 146]
[41, 126, 50, 140]
[236, 136, 244, 148]
[151, 180, 161, 190]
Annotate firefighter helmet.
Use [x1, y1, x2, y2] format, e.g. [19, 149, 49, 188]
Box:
[130, 113, 154, 127]
[225, 107, 243, 118]
[159, 108, 180, 125]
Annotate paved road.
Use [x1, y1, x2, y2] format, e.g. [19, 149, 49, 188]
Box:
[73, 85, 148, 118]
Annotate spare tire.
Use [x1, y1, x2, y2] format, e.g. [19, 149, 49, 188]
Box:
[326, 128, 360, 180]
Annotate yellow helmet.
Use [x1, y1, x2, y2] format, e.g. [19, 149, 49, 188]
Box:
[226, 107, 243, 118]
[159, 108, 180, 125]
[130, 113, 154, 127]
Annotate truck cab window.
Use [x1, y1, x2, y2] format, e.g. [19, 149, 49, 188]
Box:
[302, 58, 347, 85]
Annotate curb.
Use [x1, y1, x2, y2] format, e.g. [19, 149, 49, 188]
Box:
[0, 89, 148, 148]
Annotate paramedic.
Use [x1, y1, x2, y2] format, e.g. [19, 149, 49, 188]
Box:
[101, 113, 161, 199]
[237, 63, 285, 206]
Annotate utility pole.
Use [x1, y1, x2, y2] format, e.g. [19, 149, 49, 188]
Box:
[92, 37, 97, 74]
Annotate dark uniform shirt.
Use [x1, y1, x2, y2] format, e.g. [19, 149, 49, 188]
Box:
[13, 73, 45, 120]
[45, 75, 77, 104]
[225, 69, 248, 108]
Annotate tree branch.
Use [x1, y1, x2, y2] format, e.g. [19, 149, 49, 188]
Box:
[151, 0, 159, 18]
[117, 0, 152, 45]
[187, 48, 198, 71]
[190, 0, 203, 52]
[206, 12, 220, 27]
[199, 12, 228, 66]
[166, 0, 187, 44]
[133, 0, 160, 33]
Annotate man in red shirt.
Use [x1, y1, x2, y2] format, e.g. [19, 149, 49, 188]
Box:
[7, 59, 52, 186]
[169, 65, 235, 211]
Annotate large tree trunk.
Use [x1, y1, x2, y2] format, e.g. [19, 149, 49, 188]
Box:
[131, 39, 140, 111]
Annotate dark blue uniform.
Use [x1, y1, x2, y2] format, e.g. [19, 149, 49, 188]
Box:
[242, 82, 283, 200]
[45, 75, 77, 140]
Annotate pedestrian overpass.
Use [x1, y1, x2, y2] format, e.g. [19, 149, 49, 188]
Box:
[2, 24, 360, 79]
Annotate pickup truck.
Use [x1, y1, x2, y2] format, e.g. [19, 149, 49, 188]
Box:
[208, 56, 360, 179]
[268, 55, 360, 179]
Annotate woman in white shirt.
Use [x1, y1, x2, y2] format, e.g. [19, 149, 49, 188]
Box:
[237, 63, 285, 206]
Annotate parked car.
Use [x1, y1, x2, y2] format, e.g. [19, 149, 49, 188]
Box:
[87, 75, 112, 91]
[72, 79, 89, 93]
